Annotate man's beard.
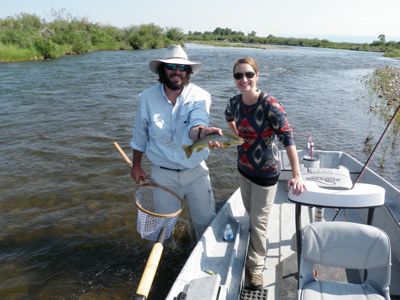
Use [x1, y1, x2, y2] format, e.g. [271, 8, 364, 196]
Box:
[164, 73, 190, 90]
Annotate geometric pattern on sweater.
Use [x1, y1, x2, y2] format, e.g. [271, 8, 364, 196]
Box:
[225, 92, 294, 178]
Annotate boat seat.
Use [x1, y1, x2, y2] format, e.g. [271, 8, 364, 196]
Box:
[297, 221, 391, 300]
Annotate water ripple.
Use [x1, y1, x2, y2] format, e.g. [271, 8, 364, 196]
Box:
[0, 45, 399, 298]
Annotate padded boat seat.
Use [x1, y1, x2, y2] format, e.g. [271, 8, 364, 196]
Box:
[298, 222, 391, 300]
[301, 281, 386, 299]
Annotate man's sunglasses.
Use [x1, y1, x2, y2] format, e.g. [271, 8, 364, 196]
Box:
[165, 63, 191, 72]
[233, 72, 256, 80]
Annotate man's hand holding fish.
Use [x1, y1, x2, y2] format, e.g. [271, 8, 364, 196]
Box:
[185, 126, 244, 158]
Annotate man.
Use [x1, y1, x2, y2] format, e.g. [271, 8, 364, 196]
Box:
[130, 45, 222, 240]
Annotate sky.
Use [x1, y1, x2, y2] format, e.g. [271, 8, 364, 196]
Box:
[1, 0, 400, 43]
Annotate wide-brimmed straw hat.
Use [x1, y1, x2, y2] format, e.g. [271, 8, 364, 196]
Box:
[149, 45, 202, 75]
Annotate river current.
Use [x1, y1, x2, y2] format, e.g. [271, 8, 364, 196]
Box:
[0, 44, 399, 299]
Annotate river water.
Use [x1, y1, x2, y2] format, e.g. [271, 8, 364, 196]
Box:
[1, 44, 399, 299]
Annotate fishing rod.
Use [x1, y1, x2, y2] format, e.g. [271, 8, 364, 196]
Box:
[352, 104, 400, 189]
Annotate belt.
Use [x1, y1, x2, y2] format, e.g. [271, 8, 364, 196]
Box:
[159, 166, 187, 172]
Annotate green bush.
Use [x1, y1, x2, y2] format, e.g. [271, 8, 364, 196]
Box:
[166, 27, 184, 41]
[126, 23, 177, 50]
[0, 13, 189, 61]
[70, 30, 92, 54]
[127, 32, 145, 49]
[34, 37, 61, 59]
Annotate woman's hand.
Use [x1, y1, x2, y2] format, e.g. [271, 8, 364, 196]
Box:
[288, 175, 306, 195]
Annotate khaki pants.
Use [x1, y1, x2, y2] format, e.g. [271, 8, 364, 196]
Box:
[239, 173, 277, 274]
[151, 162, 216, 240]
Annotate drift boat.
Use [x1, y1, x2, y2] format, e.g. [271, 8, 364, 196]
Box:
[166, 149, 400, 300]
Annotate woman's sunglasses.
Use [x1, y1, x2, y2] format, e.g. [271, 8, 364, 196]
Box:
[233, 72, 256, 80]
[165, 63, 191, 72]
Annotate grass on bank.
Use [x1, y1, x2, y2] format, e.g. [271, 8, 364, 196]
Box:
[0, 45, 40, 62]
[384, 50, 400, 58]
[361, 66, 400, 168]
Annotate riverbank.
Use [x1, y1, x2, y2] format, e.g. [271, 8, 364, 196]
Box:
[363, 66, 400, 113]
[384, 50, 400, 58]
[2, 40, 399, 64]
[187, 40, 289, 50]
[1, 13, 399, 63]
[361, 66, 400, 168]
[0, 43, 129, 63]
[0, 45, 39, 62]
[0, 14, 181, 63]
[188, 40, 400, 58]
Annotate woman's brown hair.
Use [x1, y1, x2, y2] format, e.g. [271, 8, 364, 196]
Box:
[233, 57, 259, 74]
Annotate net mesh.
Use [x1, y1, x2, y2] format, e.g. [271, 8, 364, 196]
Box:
[135, 183, 183, 242]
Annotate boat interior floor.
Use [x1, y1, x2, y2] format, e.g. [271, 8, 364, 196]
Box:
[260, 180, 400, 300]
[240, 288, 268, 300]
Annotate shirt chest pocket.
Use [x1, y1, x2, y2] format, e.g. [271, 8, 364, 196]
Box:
[149, 115, 169, 139]
[178, 103, 194, 125]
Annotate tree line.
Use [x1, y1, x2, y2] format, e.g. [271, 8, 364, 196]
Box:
[0, 12, 184, 62]
[1, 12, 399, 62]
[188, 27, 400, 56]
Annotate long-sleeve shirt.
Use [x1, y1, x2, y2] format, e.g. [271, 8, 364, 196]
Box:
[225, 92, 295, 182]
[130, 83, 211, 169]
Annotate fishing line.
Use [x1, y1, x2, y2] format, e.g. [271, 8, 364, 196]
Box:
[332, 104, 399, 222]
[352, 104, 400, 189]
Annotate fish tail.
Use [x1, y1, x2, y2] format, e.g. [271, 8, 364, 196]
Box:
[182, 145, 193, 158]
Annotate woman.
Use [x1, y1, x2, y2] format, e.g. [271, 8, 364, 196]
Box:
[225, 57, 305, 290]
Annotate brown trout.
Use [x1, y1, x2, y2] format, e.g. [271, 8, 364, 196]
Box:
[182, 133, 244, 158]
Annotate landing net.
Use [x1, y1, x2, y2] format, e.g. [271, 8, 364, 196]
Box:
[135, 182, 183, 242]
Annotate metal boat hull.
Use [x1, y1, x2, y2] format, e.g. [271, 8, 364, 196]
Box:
[167, 150, 400, 299]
